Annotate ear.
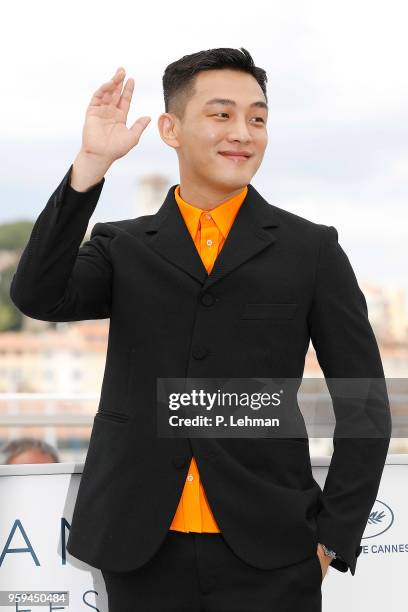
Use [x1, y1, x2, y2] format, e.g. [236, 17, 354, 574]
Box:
[157, 112, 180, 150]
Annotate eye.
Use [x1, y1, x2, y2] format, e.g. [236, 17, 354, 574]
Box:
[212, 113, 265, 123]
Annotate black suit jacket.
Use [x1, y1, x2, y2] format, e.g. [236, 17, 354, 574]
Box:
[10, 164, 391, 576]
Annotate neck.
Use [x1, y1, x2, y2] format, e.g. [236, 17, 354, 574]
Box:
[178, 179, 247, 211]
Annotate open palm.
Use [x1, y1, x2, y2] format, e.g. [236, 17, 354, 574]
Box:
[81, 67, 151, 163]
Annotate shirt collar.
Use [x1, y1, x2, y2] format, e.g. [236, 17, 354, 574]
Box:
[174, 184, 248, 239]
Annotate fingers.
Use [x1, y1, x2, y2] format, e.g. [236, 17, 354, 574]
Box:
[110, 69, 127, 106]
[115, 77, 134, 116]
[89, 67, 126, 107]
[129, 116, 152, 142]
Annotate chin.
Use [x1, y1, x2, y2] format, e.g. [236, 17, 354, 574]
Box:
[211, 171, 252, 191]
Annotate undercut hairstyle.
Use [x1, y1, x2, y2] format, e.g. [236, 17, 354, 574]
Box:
[162, 47, 268, 121]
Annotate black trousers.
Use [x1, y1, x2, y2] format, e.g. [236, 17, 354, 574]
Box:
[101, 530, 322, 612]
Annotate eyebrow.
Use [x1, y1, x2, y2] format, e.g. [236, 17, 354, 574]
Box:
[204, 98, 268, 111]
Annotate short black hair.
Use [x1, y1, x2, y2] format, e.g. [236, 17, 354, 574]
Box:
[162, 47, 268, 121]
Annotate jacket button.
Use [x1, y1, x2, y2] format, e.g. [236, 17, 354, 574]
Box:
[172, 456, 188, 468]
[192, 345, 208, 359]
[201, 293, 215, 306]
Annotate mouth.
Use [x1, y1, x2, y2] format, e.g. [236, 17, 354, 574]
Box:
[218, 152, 252, 162]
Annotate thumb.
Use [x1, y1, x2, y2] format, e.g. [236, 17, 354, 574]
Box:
[130, 116, 151, 139]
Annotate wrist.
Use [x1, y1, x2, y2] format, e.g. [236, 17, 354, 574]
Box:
[70, 150, 112, 192]
[318, 542, 336, 563]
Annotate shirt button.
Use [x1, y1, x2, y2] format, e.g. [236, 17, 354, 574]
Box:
[187, 474, 194, 482]
[206, 239, 213, 246]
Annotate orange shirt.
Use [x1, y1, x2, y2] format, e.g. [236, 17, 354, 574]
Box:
[169, 183, 248, 532]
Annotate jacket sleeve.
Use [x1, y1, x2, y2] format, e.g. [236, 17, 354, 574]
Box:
[9, 164, 115, 322]
[307, 225, 392, 576]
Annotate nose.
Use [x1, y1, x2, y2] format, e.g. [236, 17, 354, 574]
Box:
[226, 118, 252, 144]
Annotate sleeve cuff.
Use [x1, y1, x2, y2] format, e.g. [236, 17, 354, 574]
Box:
[53, 164, 106, 209]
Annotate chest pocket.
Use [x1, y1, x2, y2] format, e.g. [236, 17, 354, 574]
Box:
[241, 303, 298, 319]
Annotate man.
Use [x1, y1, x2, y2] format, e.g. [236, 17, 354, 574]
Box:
[1, 437, 59, 464]
[10, 48, 391, 611]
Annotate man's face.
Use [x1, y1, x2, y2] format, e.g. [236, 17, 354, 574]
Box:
[159, 69, 268, 193]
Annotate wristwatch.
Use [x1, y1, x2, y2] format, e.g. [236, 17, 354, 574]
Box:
[320, 543, 337, 560]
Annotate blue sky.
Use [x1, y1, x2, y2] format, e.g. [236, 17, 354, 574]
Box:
[1, 0, 407, 296]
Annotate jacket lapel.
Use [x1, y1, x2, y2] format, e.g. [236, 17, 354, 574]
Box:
[144, 183, 279, 290]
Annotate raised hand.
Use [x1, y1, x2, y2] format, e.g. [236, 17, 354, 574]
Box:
[71, 67, 151, 191]
[80, 66, 151, 163]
